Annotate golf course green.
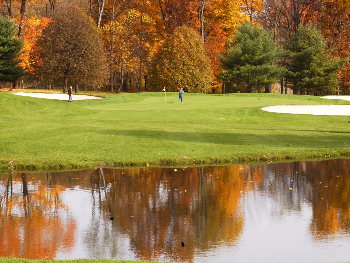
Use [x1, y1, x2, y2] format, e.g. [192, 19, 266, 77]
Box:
[1, 91, 350, 172]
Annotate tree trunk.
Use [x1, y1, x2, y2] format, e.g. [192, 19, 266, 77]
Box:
[139, 1, 144, 93]
[118, 63, 124, 93]
[75, 84, 79, 93]
[158, 0, 167, 33]
[18, 0, 27, 38]
[21, 173, 28, 197]
[144, 75, 148, 91]
[110, 71, 114, 93]
[89, 0, 93, 17]
[198, 0, 206, 41]
[97, 0, 107, 28]
[245, 0, 254, 22]
[265, 85, 272, 93]
[64, 76, 68, 93]
[14, 79, 20, 89]
[5, 174, 12, 199]
[110, 0, 115, 93]
[5, 0, 12, 17]
[48, 0, 55, 16]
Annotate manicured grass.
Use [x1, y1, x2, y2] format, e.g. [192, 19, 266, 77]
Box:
[0, 259, 165, 263]
[1, 91, 350, 172]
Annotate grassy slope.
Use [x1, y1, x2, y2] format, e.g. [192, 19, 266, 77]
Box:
[0, 91, 349, 171]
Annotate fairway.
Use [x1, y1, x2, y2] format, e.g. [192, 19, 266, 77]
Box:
[1, 91, 350, 171]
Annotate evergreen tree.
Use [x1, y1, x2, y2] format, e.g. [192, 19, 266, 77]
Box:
[219, 22, 283, 93]
[0, 16, 24, 84]
[149, 26, 212, 93]
[284, 24, 348, 95]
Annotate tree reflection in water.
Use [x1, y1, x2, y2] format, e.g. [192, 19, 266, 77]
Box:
[0, 173, 76, 259]
[1, 159, 350, 262]
[92, 166, 250, 262]
[303, 160, 350, 239]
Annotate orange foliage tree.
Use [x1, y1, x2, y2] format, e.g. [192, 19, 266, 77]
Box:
[18, 17, 51, 77]
[316, 0, 350, 93]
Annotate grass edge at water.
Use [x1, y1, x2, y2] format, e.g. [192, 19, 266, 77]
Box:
[0, 258, 171, 263]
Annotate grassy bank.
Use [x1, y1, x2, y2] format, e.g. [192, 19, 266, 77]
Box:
[1, 91, 350, 172]
[0, 259, 165, 263]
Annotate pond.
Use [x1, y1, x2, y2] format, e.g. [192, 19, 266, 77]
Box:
[1, 159, 350, 262]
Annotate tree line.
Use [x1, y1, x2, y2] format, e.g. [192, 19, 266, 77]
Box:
[0, 0, 349, 95]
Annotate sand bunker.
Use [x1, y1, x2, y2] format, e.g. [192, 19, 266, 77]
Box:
[14, 92, 102, 101]
[262, 104, 350, 116]
[262, 96, 350, 116]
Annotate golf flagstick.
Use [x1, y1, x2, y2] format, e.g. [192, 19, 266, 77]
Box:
[162, 87, 166, 105]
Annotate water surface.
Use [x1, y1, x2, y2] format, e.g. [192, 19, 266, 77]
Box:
[1, 159, 350, 262]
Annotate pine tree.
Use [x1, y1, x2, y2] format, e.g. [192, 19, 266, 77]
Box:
[284, 24, 348, 95]
[219, 22, 283, 93]
[149, 26, 212, 93]
[0, 16, 24, 85]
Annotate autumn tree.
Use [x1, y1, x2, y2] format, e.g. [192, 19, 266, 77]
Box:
[87, 0, 252, 93]
[101, 1, 164, 93]
[219, 22, 283, 93]
[258, 0, 321, 39]
[202, 0, 246, 90]
[284, 24, 348, 95]
[101, 0, 131, 92]
[33, 3, 108, 92]
[18, 17, 51, 78]
[316, 0, 350, 93]
[157, 0, 201, 35]
[0, 0, 28, 36]
[0, 15, 24, 88]
[149, 26, 212, 93]
[243, 0, 265, 22]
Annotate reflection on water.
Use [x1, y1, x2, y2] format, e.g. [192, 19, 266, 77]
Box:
[1, 159, 350, 262]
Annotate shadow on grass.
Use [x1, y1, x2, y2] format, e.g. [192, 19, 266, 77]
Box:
[251, 127, 350, 134]
[102, 129, 350, 148]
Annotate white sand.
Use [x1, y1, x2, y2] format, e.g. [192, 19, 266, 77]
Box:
[262, 96, 350, 116]
[321, 95, 350, 102]
[14, 92, 102, 101]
